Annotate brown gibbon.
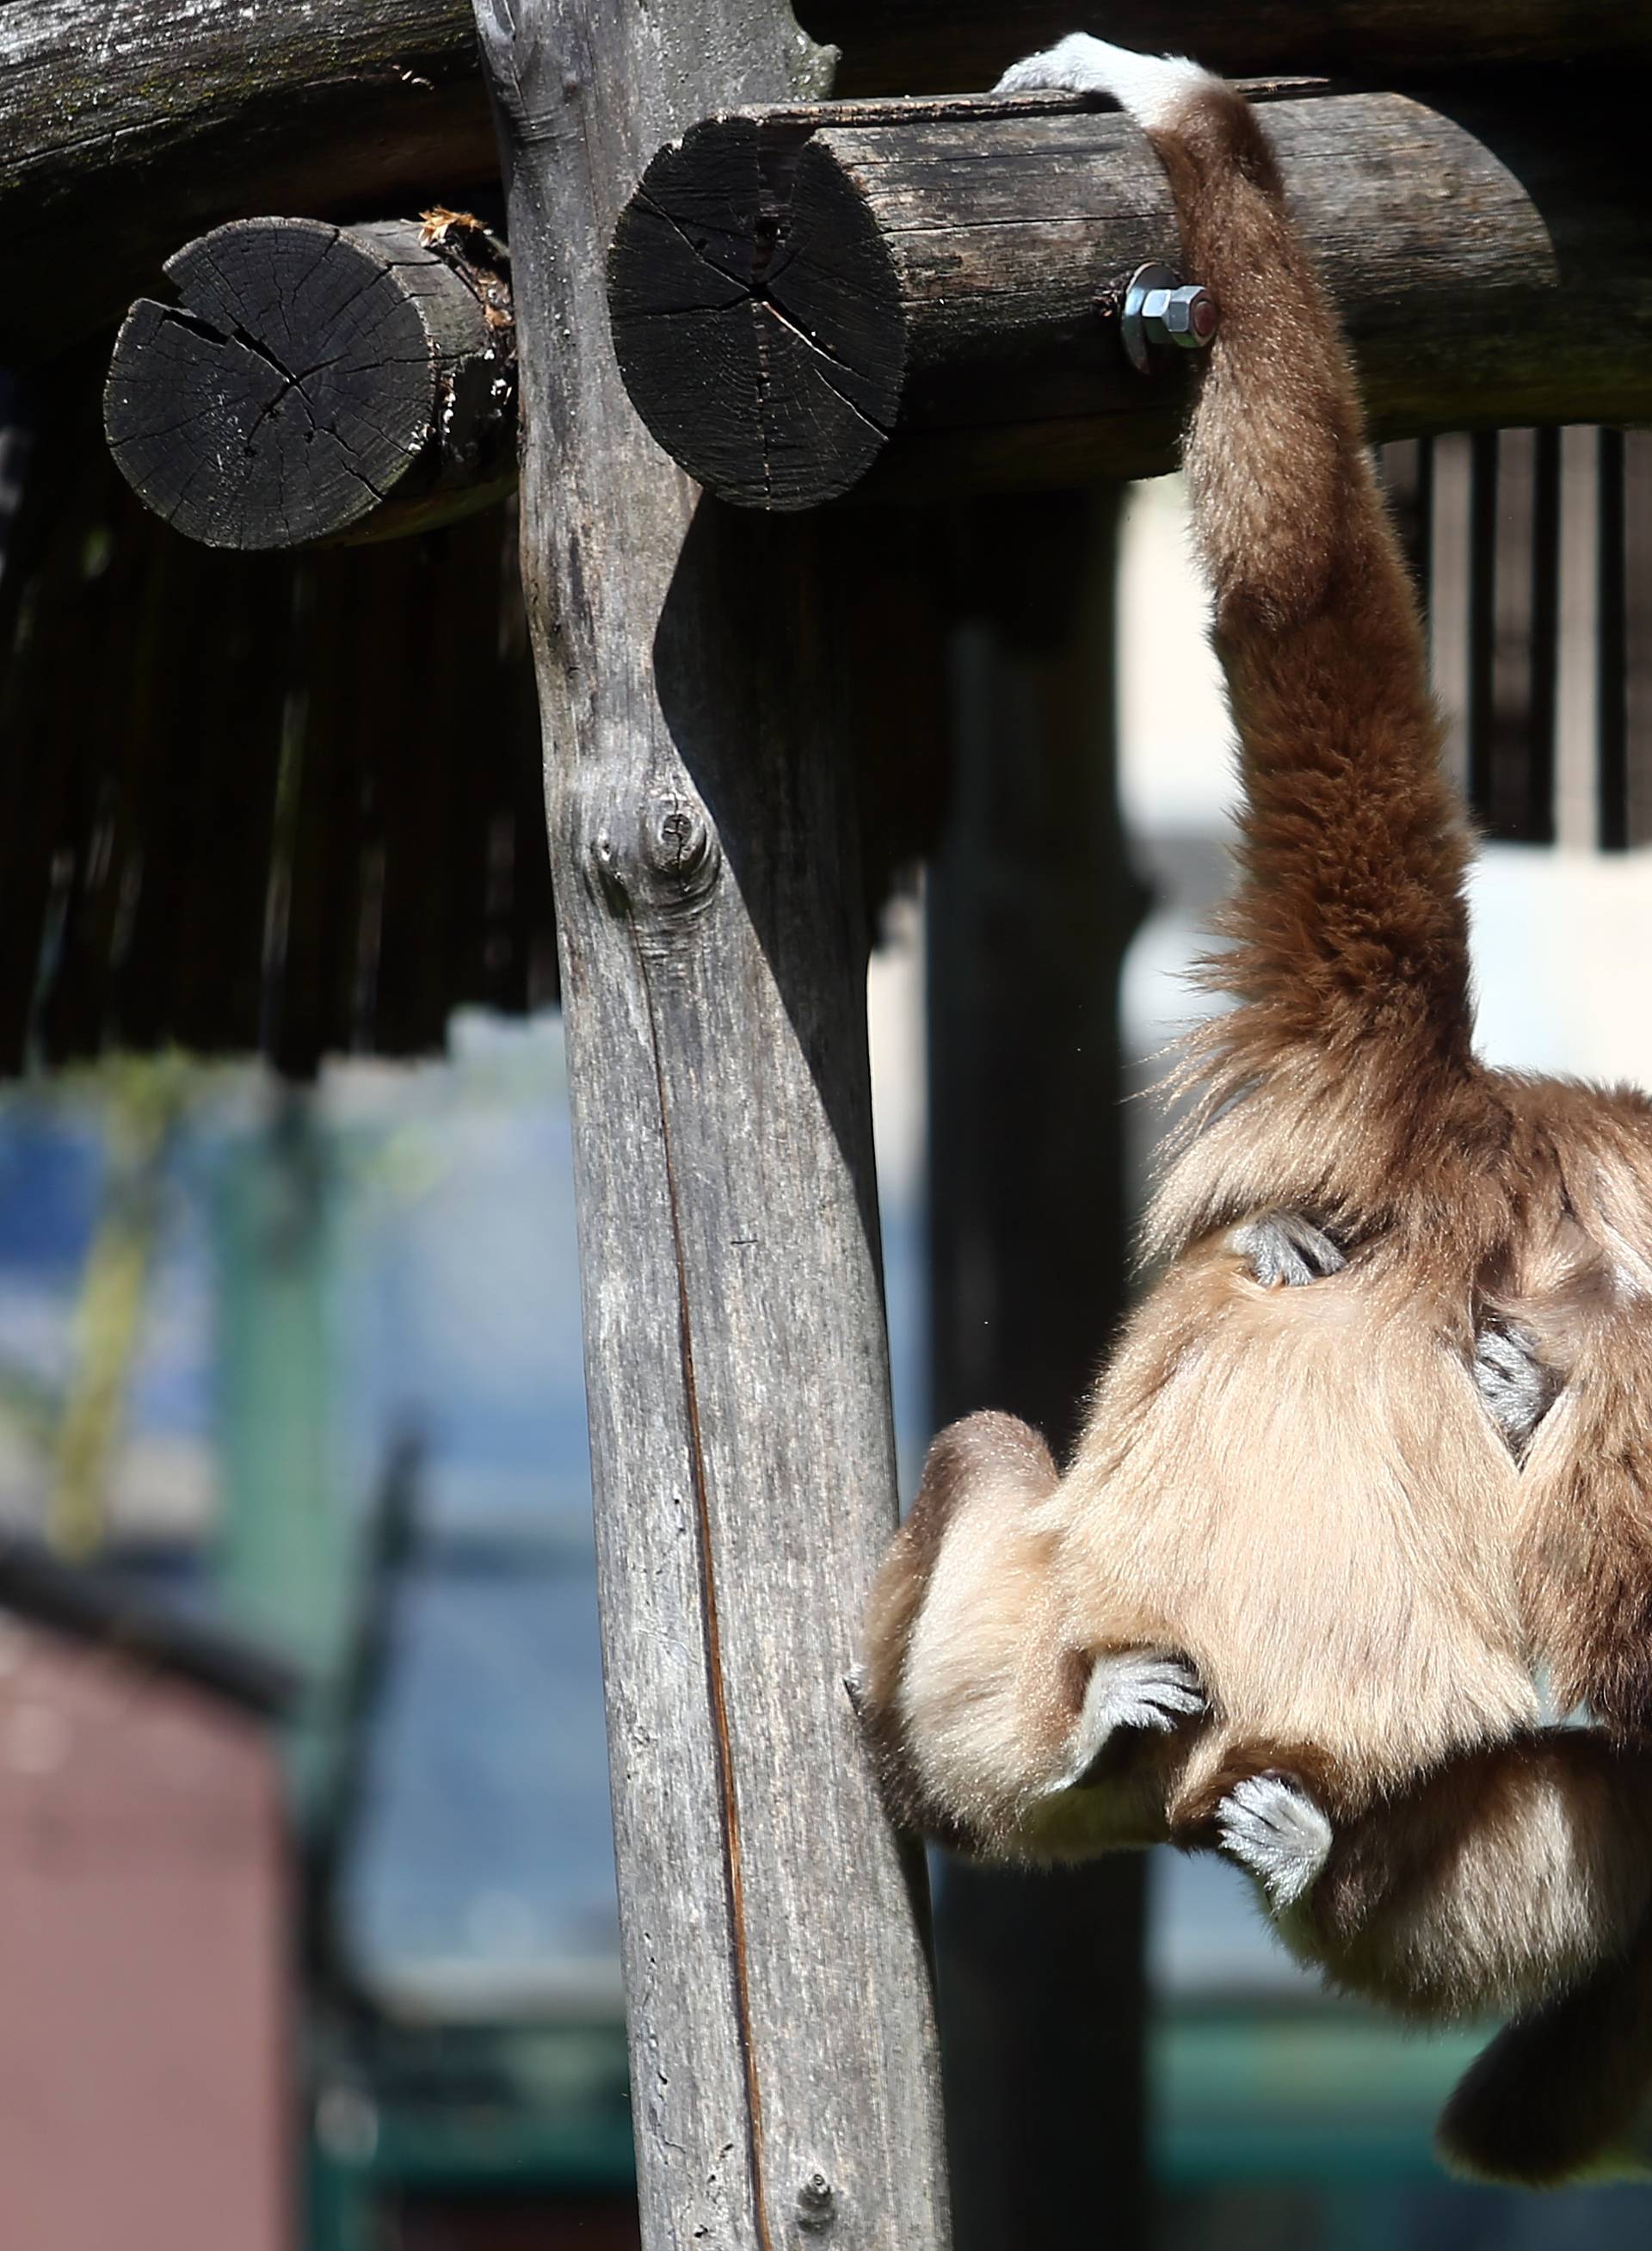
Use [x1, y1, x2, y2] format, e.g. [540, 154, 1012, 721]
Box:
[856, 34, 1652, 2186]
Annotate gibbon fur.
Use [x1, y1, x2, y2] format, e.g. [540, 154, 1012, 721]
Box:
[857, 34, 1652, 2186]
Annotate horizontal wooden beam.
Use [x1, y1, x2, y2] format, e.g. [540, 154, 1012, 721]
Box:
[607, 87, 1652, 509]
[0, 0, 495, 361]
[798, 2, 1651, 96]
[4, 0, 1643, 361]
[105, 214, 515, 548]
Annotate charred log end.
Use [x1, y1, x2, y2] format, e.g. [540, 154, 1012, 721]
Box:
[104, 214, 516, 551]
[608, 119, 905, 510]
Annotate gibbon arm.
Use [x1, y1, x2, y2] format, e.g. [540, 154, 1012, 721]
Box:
[996, 40, 1491, 1249]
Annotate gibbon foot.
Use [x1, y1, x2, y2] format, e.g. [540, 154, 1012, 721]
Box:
[1232, 1212, 1347, 1289]
[1045, 1649, 1206, 1794]
[1217, 1773, 1333, 1909]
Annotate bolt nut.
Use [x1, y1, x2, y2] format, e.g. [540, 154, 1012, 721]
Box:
[1149, 284, 1218, 349]
[1117, 262, 1219, 374]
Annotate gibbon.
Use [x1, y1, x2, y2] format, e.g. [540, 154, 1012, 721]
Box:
[857, 34, 1652, 2186]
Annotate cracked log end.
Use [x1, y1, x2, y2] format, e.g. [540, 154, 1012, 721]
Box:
[609, 118, 905, 510]
[104, 215, 516, 550]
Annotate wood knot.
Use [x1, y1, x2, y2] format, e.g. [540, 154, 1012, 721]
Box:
[795, 2172, 835, 2231]
[644, 797, 716, 886]
[590, 794, 721, 917]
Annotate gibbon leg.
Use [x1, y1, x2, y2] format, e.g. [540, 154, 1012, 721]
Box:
[1217, 1733, 1652, 2022]
[857, 1411, 1204, 1856]
[1437, 1921, 1652, 2186]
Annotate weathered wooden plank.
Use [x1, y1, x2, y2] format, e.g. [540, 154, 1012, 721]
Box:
[926, 490, 1151, 2251]
[0, 380, 558, 1073]
[34, 468, 186, 1064]
[1378, 438, 1433, 607]
[263, 547, 380, 1075]
[471, 1, 951, 2246]
[0, 0, 497, 361]
[106, 215, 515, 551]
[119, 546, 292, 1054]
[372, 517, 511, 1053]
[610, 86, 1652, 508]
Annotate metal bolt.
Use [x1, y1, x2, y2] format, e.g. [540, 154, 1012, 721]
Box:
[1151, 284, 1217, 345]
[1118, 262, 1218, 374]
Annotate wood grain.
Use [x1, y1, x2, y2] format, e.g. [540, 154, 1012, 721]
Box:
[470, 0, 951, 2246]
[610, 85, 1652, 508]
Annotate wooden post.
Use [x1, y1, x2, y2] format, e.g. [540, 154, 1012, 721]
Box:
[469, 3, 951, 2248]
[926, 489, 1150, 2251]
[608, 85, 1652, 507]
[106, 215, 515, 549]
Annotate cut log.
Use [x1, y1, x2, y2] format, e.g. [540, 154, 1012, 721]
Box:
[608, 86, 1652, 509]
[0, 0, 496, 362]
[798, 2, 1648, 97]
[105, 215, 515, 550]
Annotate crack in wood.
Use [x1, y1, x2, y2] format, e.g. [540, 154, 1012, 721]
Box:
[107, 215, 515, 547]
[631, 910, 776, 2251]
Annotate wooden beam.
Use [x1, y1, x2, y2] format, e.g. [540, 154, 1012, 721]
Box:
[798, 2, 1648, 97]
[608, 85, 1652, 509]
[105, 216, 515, 550]
[6, 0, 1643, 363]
[469, 0, 951, 2246]
[0, 0, 497, 364]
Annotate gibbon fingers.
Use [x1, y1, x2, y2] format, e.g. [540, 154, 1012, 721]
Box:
[857, 33, 1652, 2183]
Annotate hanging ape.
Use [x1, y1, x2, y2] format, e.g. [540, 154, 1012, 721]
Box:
[858, 34, 1652, 2186]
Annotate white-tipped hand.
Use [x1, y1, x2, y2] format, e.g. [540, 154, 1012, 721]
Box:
[994, 34, 1213, 129]
[1045, 1648, 1207, 1794]
[1217, 1773, 1333, 1909]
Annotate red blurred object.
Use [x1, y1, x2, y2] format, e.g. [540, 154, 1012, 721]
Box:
[0, 1619, 291, 2251]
